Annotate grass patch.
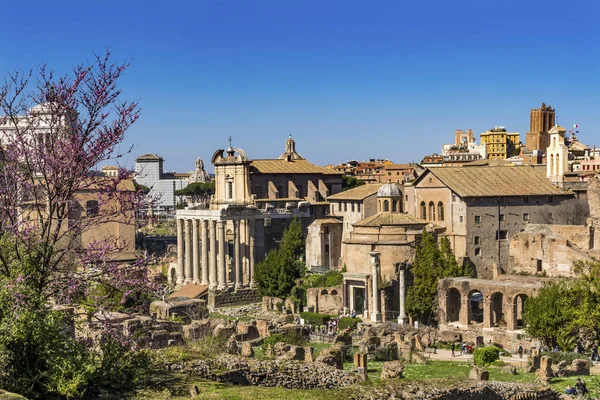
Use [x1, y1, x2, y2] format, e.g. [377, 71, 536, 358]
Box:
[310, 342, 332, 357]
[549, 375, 600, 398]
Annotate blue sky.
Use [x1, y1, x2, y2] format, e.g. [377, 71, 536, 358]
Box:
[0, 0, 598, 173]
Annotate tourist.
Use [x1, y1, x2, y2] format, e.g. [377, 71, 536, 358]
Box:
[564, 384, 576, 395]
[451, 342, 455, 357]
[517, 344, 524, 359]
[575, 378, 588, 395]
[350, 309, 356, 319]
[592, 343, 598, 363]
[460, 342, 466, 355]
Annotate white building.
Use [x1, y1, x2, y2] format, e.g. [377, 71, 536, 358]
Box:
[134, 154, 190, 212]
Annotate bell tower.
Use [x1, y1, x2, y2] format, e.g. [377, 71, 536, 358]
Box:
[526, 102, 555, 151]
[546, 125, 568, 187]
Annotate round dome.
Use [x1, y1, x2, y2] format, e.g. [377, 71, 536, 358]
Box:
[377, 183, 401, 197]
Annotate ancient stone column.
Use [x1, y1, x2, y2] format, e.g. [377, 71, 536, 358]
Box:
[249, 219, 256, 287]
[483, 299, 492, 329]
[370, 251, 382, 323]
[398, 266, 406, 325]
[184, 219, 192, 283]
[209, 220, 217, 290]
[192, 219, 200, 283]
[217, 220, 227, 290]
[176, 218, 184, 285]
[200, 220, 209, 286]
[234, 220, 242, 290]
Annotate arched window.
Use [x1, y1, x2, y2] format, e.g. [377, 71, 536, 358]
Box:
[86, 200, 99, 216]
[549, 154, 555, 176]
[392, 200, 397, 212]
[420, 201, 426, 219]
[383, 200, 389, 212]
[438, 201, 444, 221]
[429, 201, 435, 221]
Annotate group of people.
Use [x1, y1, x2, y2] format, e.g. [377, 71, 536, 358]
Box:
[565, 378, 588, 396]
[450, 342, 473, 356]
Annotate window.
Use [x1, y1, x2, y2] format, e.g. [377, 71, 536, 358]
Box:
[383, 200, 389, 212]
[324, 244, 329, 254]
[330, 205, 334, 214]
[420, 201, 426, 219]
[496, 230, 508, 240]
[475, 248, 481, 256]
[405, 195, 408, 201]
[392, 200, 397, 212]
[474, 236, 480, 245]
[523, 196, 530, 204]
[474, 215, 481, 223]
[438, 202, 444, 221]
[86, 200, 99, 216]
[523, 213, 530, 222]
[357, 203, 361, 213]
[499, 214, 505, 222]
[460, 216, 464, 223]
[428, 201, 435, 220]
[352, 203, 355, 212]
[227, 181, 233, 199]
[536, 259, 542, 272]
[344, 203, 347, 212]
[323, 226, 329, 234]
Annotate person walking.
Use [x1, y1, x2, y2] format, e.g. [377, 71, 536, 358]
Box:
[517, 344, 524, 359]
[451, 342, 455, 357]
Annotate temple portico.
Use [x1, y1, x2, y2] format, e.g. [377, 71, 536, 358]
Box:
[173, 207, 258, 290]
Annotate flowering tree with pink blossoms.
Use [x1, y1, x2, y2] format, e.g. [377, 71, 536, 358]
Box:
[0, 52, 162, 398]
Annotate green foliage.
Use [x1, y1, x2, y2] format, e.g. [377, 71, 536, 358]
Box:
[174, 181, 215, 203]
[341, 175, 365, 191]
[556, 331, 576, 352]
[134, 182, 151, 195]
[405, 230, 470, 323]
[338, 317, 361, 331]
[303, 270, 343, 289]
[490, 360, 506, 367]
[299, 312, 331, 326]
[523, 261, 600, 347]
[255, 219, 305, 298]
[289, 285, 306, 310]
[473, 346, 501, 366]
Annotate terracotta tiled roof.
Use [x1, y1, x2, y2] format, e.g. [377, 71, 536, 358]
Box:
[354, 212, 428, 227]
[168, 284, 208, 300]
[327, 183, 383, 201]
[249, 159, 341, 175]
[425, 166, 570, 197]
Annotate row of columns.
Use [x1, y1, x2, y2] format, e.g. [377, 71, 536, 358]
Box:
[176, 218, 255, 290]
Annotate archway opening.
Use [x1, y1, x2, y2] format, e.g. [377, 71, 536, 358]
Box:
[468, 290, 484, 324]
[446, 288, 461, 323]
[170, 268, 176, 283]
[514, 294, 528, 329]
[491, 292, 504, 327]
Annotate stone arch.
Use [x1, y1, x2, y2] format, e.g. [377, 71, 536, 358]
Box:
[428, 201, 435, 221]
[446, 287, 461, 322]
[330, 289, 338, 296]
[438, 201, 444, 221]
[490, 292, 504, 326]
[420, 201, 426, 219]
[468, 289, 484, 324]
[514, 294, 528, 329]
[321, 289, 328, 295]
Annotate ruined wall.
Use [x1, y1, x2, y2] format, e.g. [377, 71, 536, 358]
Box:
[208, 289, 260, 309]
[306, 285, 343, 315]
[305, 220, 342, 270]
[508, 224, 593, 277]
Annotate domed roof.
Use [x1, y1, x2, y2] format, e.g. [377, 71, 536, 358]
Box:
[377, 183, 401, 197]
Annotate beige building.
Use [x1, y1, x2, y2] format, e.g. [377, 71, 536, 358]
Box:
[339, 183, 443, 322]
[173, 137, 343, 290]
[480, 127, 520, 159]
[405, 166, 574, 278]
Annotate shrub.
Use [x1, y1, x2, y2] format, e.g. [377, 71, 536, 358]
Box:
[338, 317, 361, 331]
[264, 334, 286, 348]
[491, 360, 506, 367]
[473, 346, 501, 366]
[299, 312, 331, 326]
